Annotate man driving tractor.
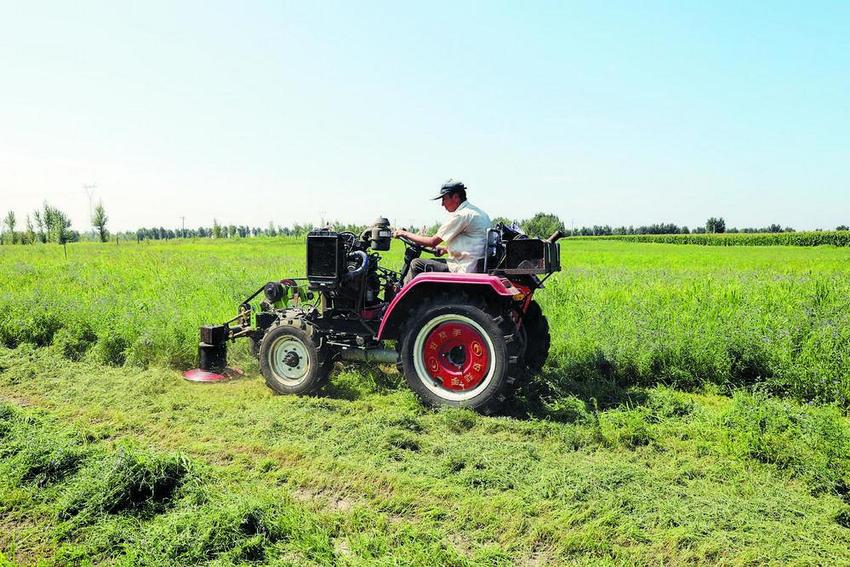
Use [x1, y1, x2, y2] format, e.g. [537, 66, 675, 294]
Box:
[392, 179, 491, 283]
[189, 177, 561, 414]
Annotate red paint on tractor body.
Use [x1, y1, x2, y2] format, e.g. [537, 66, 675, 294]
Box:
[376, 273, 521, 341]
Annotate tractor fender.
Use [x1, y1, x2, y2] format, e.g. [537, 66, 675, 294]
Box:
[377, 273, 521, 341]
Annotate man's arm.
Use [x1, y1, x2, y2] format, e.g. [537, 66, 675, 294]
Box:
[392, 229, 443, 248]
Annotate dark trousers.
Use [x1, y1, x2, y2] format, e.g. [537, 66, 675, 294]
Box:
[405, 258, 448, 284]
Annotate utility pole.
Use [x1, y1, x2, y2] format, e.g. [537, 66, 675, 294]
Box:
[180, 216, 186, 238]
[84, 183, 97, 237]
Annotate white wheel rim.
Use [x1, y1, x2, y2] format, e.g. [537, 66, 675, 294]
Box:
[412, 314, 497, 402]
[269, 335, 311, 385]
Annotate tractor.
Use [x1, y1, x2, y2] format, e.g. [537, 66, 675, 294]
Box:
[185, 218, 562, 414]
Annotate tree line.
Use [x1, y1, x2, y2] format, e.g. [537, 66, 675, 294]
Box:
[492, 213, 805, 240]
[1, 203, 85, 245]
[2, 204, 847, 246]
[130, 220, 366, 242]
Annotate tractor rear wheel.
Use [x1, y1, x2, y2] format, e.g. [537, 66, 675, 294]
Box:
[259, 321, 329, 395]
[400, 296, 519, 414]
[521, 300, 550, 377]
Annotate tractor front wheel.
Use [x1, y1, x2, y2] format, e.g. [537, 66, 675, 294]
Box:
[259, 322, 329, 395]
[400, 297, 517, 414]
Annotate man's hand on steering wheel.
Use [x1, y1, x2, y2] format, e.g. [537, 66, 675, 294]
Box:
[393, 229, 441, 256]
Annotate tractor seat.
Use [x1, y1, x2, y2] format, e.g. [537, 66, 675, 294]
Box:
[482, 228, 503, 273]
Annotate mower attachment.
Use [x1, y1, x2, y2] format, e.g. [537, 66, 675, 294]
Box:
[182, 324, 236, 383]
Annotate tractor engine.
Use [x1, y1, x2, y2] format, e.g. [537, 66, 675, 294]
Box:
[306, 217, 393, 312]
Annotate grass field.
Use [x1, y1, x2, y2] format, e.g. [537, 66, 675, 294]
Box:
[1, 239, 850, 564]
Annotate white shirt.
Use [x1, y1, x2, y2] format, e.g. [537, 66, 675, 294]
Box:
[435, 201, 491, 273]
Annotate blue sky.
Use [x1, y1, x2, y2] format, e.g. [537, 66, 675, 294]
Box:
[1, 1, 847, 232]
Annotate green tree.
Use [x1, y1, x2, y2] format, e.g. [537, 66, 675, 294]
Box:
[42, 203, 72, 244]
[24, 214, 35, 244]
[491, 216, 516, 227]
[212, 219, 222, 239]
[2, 210, 15, 244]
[705, 217, 726, 234]
[32, 210, 46, 243]
[520, 212, 565, 239]
[92, 201, 109, 242]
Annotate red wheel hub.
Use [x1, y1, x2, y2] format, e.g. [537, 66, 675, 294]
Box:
[422, 322, 490, 391]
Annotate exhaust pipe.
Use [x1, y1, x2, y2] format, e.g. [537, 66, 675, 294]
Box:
[546, 230, 565, 243]
[338, 348, 398, 364]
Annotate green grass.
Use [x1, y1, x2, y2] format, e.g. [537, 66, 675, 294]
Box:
[1, 238, 849, 405]
[1, 237, 850, 563]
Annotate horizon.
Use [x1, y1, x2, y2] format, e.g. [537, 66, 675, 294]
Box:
[1, 2, 848, 233]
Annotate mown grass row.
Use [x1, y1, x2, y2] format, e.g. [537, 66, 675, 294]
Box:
[573, 230, 850, 246]
[0, 403, 337, 565]
[0, 239, 849, 408]
[3, 345, 850, 563]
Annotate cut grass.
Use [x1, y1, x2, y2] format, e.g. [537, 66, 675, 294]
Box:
[2, 347, 850, 564]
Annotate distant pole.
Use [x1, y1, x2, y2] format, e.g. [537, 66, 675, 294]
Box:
[180, 216, 185, 238]
[83, 183, 97, 236]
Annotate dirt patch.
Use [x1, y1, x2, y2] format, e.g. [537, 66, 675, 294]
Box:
[0, 393, 33, 407]
[293, 485, 356, 513]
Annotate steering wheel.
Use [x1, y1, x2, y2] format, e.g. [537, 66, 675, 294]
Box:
[397, 234, 441, 256]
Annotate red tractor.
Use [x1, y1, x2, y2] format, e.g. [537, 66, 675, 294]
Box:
[186, 219, 562, 414]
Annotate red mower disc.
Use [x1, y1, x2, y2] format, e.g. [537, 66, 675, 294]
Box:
[182, 368, 243, 382]
[422, 321, 490, 391]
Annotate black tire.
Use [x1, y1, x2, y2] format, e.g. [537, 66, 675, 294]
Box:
[522, 300, 550, 376]
[259, 321, 329, 395]
[400, 295, 519, 414]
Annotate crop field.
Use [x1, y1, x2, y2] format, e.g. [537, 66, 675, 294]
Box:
[2, 238, 850, 564]
[576, 230, 850, 247]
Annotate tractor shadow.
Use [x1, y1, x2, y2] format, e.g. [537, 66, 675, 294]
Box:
[504, 375, 649, 423]
[506, 344, 779, 423]
[319, 362, 405, 402]
[318, 355, 653, 422]
[503, 351, 650, 423]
